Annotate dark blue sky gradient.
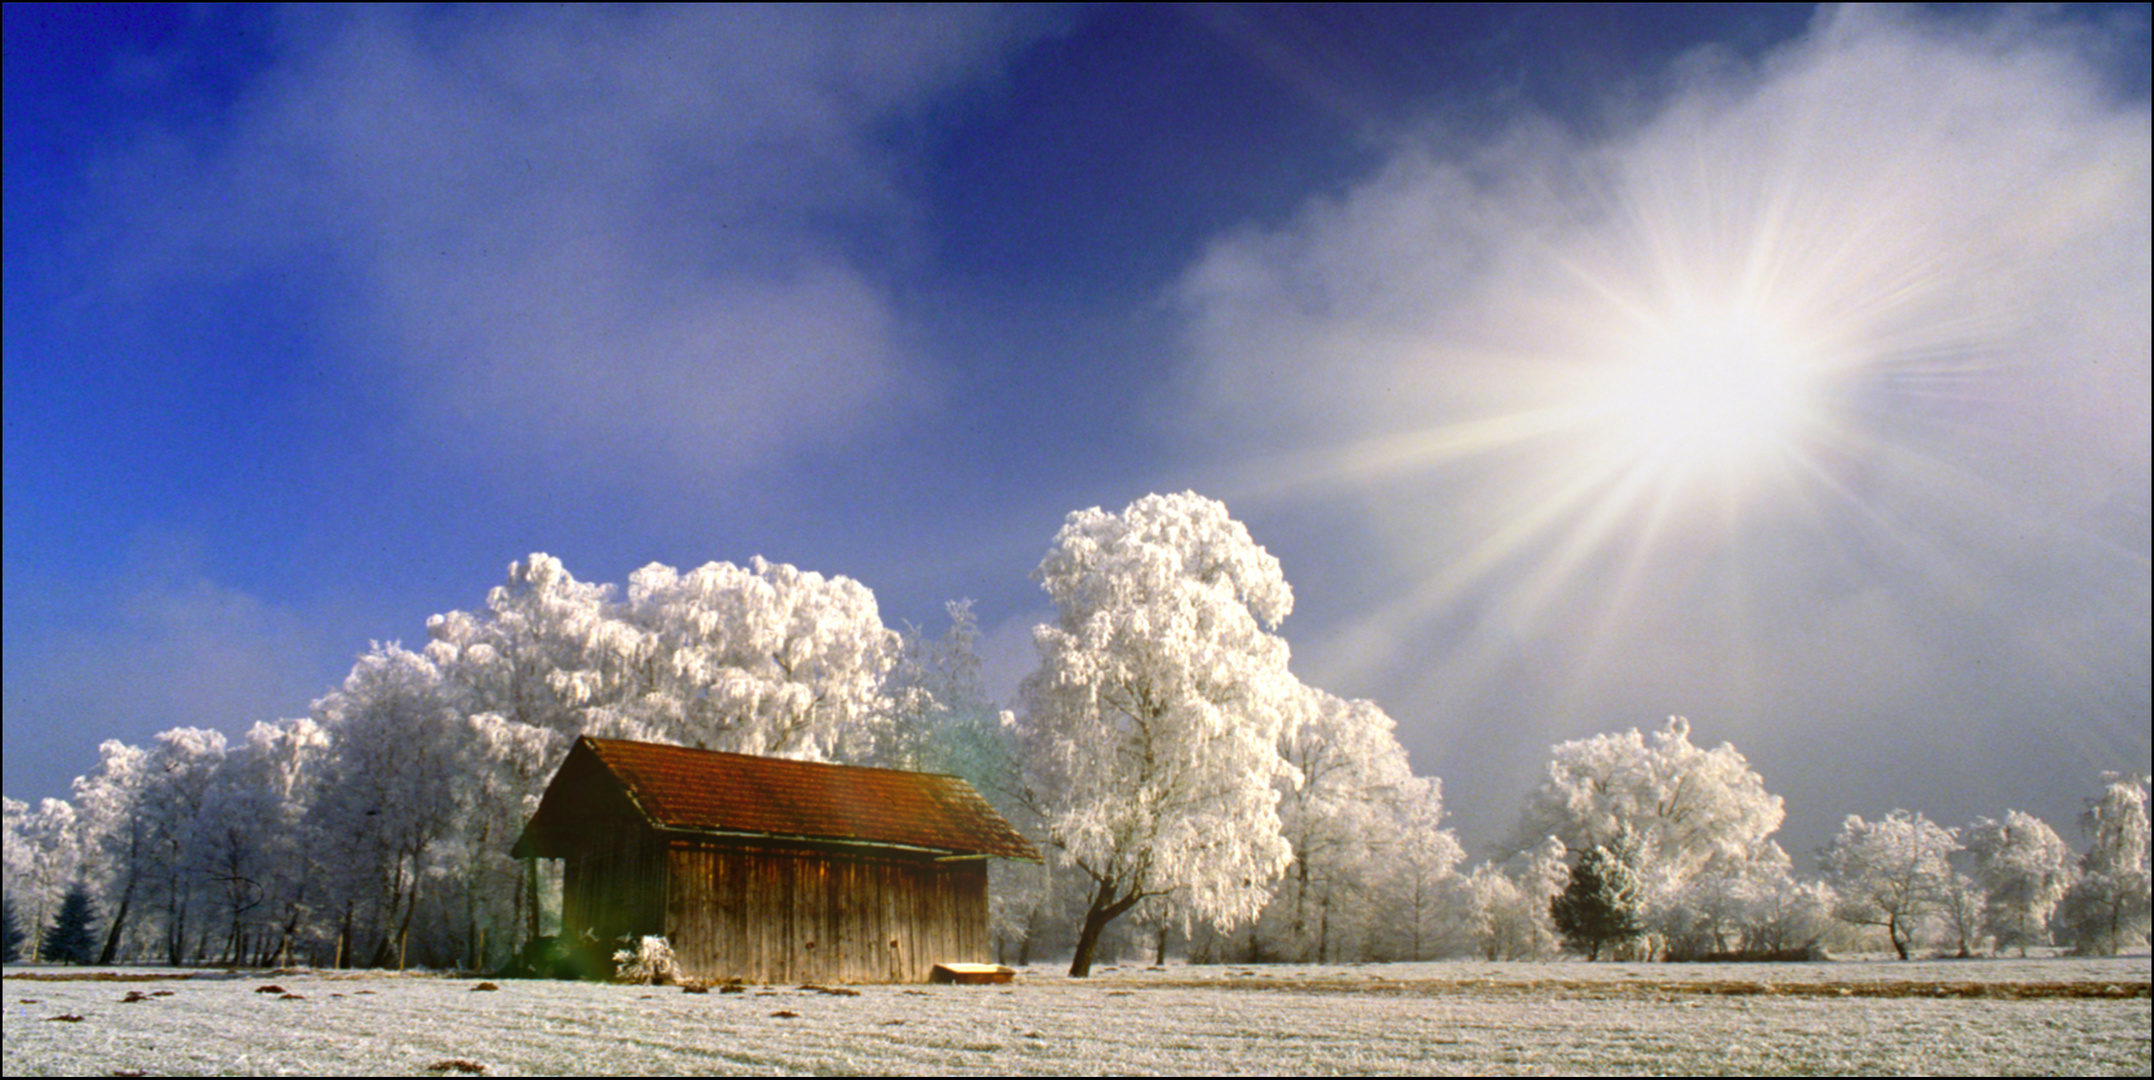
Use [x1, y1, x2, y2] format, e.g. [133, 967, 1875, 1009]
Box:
[6, 5, 2147, 859]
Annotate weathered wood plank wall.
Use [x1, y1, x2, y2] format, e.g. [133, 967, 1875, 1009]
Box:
[562, 825, 666, 946]
[659, 842, 987, 983]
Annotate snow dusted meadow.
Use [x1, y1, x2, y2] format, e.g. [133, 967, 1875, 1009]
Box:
[7, 956, 2147, 1076]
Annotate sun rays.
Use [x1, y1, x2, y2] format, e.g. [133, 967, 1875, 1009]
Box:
[1211, 96, 2101, 702]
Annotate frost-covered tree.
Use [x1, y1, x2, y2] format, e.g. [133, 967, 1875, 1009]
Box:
[67, 741, 149, 963]
[443, 711, 567, 968]
[1820, 810, 1960, 960]
[1734, 862, 1837, 956]
[1512, 716, 1783, 939]
[1017, 493, 1302, 977]
[1654, 846, 1788, 960]
[2057, 773, 2151, 955]
[30, 733, 291, 967]
[429, 554, 612, 742]
[1374, 775, 1465, 961]
[602, 558, 901, 759]
[886, 601, 1046, 962]
[1259, 689, 1418, 962]
[1441, 838, 1568, 961]
[197, 718, 329, 966]
[143, 728, 227, 964]
[3, 796, 80, 963]
[882, 601, 1017, 781]
[1551, 838, 1644, 960]
[67, 731, 228, 965]
[307, 642, 462, 968]
[426, 558, 614, 959]
[1964, 811, 2075, 956]
[431, 549, 903, 758]
[198, 732, 277, 964]
[1933, 869, 1988, 958]
[1, 797, 28, 893]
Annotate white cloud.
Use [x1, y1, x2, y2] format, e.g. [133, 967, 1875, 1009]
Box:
[1182, 8, 2149, 494]
[1171, 7, 2150, 849]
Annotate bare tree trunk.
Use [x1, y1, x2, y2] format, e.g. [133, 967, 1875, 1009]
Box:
[1317, 892, 1331, 964]
[336, 907, 352, 969]
[1069, 906, 1110, 978]
[393, 856, 423, 972]
[97, 876, 136, 965]
[1291, 856, 1310, 961]
[1069, 879, 1142, 977]
[166, 889, 189, 966]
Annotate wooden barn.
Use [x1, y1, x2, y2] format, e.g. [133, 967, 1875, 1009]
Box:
[511, 736, 1039, 984]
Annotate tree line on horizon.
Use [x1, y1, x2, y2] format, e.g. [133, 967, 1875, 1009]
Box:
[5, 493, 2149, 974]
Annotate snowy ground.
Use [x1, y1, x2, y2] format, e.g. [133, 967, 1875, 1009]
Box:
[6, 956, 2147, 1076]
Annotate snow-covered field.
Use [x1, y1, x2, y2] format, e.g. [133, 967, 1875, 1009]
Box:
[7, 956, 2147, 1076]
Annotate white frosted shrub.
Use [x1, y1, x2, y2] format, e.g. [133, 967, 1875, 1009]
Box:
[613, 935, 684, 985]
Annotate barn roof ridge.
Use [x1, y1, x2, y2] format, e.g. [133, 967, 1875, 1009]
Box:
[518, 735, 1040, 862]
[580, 734, 980, 782]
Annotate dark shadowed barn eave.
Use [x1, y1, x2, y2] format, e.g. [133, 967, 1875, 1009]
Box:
[647, 825, 1039, 862]
[513, 821, 1042, 863]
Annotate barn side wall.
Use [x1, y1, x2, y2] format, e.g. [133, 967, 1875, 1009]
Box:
[664, 840, 988, 984]
[561, 825, 668, 953]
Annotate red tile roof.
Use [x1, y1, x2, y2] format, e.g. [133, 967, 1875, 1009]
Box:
[539, 737, 1039, 861]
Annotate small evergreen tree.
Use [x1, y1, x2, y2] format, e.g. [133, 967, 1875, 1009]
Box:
[41, 884, 100, 965]
[3, 895, 25, 963]
[1551, 841, 1643, 960]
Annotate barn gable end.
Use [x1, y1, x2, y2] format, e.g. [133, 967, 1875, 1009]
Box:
[513, 737, 1037, 983]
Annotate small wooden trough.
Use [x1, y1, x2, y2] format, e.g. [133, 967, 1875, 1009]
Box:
[929, 963, 1016, 985]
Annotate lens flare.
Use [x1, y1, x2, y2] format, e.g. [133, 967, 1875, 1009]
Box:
[1580, 305, 1822, 493]
[1215, 153, 2040, 697]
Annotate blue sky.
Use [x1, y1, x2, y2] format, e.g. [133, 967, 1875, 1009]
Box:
[6, 4, 2148, 859]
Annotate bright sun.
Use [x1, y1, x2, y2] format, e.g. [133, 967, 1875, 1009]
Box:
[1579, 306, 1822, 495]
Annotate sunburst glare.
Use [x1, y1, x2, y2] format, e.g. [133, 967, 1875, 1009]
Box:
[1197, 9, 2148, 715]
[1580, 304, 1822, 491]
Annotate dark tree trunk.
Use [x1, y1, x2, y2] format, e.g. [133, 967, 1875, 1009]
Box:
[97, 877, 135, 965]
[1068, 879, 1143, 978]
[98, 817, 147, 965]
[1069, 906, 1111, 978]
[1317, 893, 1331, 963]
[165, 890, 188, 966]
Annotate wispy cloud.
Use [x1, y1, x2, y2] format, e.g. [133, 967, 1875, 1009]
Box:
[1, 548, 339, 783]
[1172, 6, 2149, 844]
[79, 6, 1061, 482]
